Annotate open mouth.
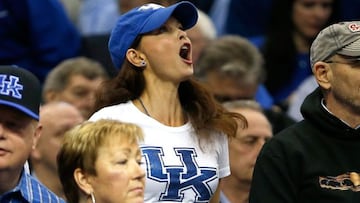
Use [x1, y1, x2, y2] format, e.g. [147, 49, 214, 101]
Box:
[179, 43, 191, 60]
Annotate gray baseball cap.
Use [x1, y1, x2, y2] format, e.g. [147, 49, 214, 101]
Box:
[310, 21, 360, 68]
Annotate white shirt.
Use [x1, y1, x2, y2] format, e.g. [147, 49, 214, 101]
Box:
[89, 101, 230, 202]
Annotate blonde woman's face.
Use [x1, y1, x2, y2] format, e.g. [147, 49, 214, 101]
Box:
[89, 138, 145, 203]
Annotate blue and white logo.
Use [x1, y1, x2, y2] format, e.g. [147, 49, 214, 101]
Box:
[0, 75, 23, 99]
[142, 146, 217, 202]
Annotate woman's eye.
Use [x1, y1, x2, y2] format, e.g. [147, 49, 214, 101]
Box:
[158, 26, 168, 33]
[117, 160, 127, 165]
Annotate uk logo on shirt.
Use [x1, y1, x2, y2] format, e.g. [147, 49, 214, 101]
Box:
[142, 146, 217, 202]
[0, 75, 23, 99]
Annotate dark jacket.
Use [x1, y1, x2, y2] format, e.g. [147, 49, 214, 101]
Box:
[249, 87, 360, 203]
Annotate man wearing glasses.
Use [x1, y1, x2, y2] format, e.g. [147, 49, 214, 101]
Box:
[249, 21, 360, 203]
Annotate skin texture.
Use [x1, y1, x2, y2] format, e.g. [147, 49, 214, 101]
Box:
[46, 74, 104, 119]
[221, 108, 272, 203]
[76, 137, 145, 203]
[31, 102, 84, 198]
[314, 55, 360, 127]
[0, 105, 39, 194]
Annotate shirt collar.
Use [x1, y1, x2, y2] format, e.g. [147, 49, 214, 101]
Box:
[321, 99, 360, 129]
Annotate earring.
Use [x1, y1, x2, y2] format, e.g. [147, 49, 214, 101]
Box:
[140, 60, 146, 67]
[90, 192, 96, 203]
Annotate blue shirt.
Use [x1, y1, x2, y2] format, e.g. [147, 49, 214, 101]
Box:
[0, 171, 65, 203]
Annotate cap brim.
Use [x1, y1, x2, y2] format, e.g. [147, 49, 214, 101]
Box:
[337, 38, 360, 57]
[140, 1, 198, 34]
[0, 100, 39, 120]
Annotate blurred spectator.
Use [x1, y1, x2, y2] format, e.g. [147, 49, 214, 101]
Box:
[196, 35, 296, 133]
[221, 100, 273, 203]
[250, 0, 340, 110]
[187, 9, 217, 64]
[42, 57, 108, 119]
[196, 35, 271, 108]
[0, 0, 81, 83]
[30, 102, 84, 199]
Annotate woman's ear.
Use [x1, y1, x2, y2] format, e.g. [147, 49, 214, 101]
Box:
[74, 168, 94, 195]
[126, 48, 147, 68]
[313, 61, 332, 90]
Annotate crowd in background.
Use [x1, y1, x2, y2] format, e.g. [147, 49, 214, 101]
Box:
[1, 0, 360, 203]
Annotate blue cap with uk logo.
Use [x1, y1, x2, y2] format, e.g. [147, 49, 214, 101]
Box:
[108, 1, 198, 69]
[0, 65, 41, 120]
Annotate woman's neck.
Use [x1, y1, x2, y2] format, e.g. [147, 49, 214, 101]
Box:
[135, 92, 186, 126]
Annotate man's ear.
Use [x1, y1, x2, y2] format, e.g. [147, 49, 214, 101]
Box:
[30, 123, 42, 160]
[74, 168, 94, 196]
[126, 48, 147, 68]
[32, 122, 41, 150]
[313, 61, 332, 90]
[44, 91, 58, 103]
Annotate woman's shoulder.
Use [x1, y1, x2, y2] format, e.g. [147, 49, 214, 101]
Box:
[88, 101, 132, 121]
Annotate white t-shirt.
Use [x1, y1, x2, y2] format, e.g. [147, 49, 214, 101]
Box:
[89, 101, 230, 203]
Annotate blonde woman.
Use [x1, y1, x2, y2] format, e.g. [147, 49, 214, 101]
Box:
[57, 119, 145, 203]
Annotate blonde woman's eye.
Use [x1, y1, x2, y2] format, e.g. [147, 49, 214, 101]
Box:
[117, 160, 127, 165]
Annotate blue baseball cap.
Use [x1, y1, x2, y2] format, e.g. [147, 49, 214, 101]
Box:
[0, 65, 41, 120]
[109, 1, 198, 69]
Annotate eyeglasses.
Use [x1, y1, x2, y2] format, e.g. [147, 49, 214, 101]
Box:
[325, 57, 360, 68]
